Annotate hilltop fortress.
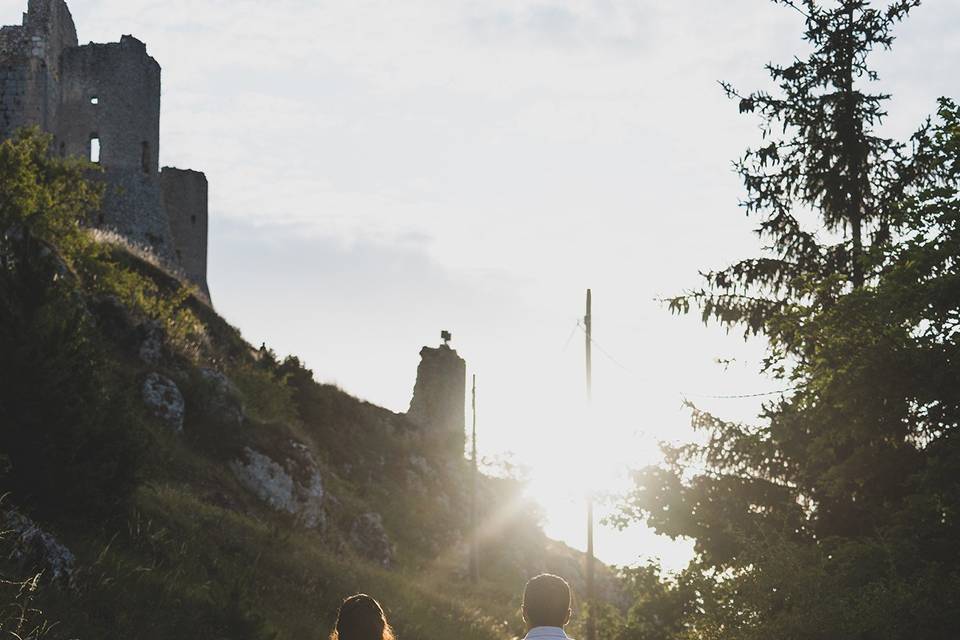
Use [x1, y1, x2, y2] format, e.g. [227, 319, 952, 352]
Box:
[0, 0, 209, 298]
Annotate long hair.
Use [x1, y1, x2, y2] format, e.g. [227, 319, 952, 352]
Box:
[329, 594, 396, 640]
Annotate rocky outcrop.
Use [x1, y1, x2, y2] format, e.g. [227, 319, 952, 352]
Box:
[2, 509, 76, 588]
[142, 372, 185, 432]
[350, 512, 394, 568]
[230, 442, 325, 529]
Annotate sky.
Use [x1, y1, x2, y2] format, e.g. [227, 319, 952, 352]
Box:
[9, 0, 957, 571]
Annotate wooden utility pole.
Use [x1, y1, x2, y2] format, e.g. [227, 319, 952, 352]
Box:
[469, 374, 480, 583]
[584, 289, 596, 640]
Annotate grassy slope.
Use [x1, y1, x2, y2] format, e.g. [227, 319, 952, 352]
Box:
[5, 248, 619, 640]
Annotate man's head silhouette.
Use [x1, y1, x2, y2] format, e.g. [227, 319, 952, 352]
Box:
[522, 574, 572, 631]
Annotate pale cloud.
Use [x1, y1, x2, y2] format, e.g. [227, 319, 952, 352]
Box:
[463, 1, 650, 50]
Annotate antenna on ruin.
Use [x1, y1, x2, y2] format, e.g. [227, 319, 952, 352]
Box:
[441, 330, 452, 347]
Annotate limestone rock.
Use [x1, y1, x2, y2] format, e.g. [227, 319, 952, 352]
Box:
[2, 509, 76, 588]
[142, 372, 185, 432]
[199, 368, 244, 426]
[350, 512, 394, 568]
[230, 443, 325, 529]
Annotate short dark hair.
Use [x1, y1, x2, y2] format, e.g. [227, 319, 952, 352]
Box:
[523, 574, 572, 628]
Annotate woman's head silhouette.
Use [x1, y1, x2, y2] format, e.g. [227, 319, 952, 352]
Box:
[330, 594, 395, 640]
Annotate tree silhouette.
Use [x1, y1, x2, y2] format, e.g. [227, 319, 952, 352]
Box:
[617, 1, 960, 637]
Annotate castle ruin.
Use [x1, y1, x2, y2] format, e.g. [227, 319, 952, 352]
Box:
[407, 336, 467, 456]
[0, 0, 210, 298]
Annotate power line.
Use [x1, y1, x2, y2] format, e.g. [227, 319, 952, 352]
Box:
[570, 321, 802, 401]
[561, 320, 581, 353]
[576, 320, 635, 374]
[684, 387, 803, 400]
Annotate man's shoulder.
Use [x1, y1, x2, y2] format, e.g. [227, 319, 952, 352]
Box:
[523, 627, 572, 640]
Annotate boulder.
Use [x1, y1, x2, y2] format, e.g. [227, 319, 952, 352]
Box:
[350, 512, 394, 568]
[142, 372, 185, 433]
[230, 443, 325, 529]
[2, 509, 76, 588]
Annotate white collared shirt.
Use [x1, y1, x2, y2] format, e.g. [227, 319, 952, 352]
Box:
[523, 627, 573, 640]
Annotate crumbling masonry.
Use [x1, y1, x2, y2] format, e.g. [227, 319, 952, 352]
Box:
[0, 0, 210, 298]
[407, 342, 467, 456]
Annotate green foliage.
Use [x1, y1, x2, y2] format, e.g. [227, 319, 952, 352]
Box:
[229, 348, 298, 426]
[0, 129, 220, 515]
[0, 230, 145, 515]
[0, 128, 103, 265]
[611, 565, 693, 640]
[97, 261, 203, 357]
[0, 128, 203, 358]
[620, 2, 960, 639]
[564, 565, 692, 640]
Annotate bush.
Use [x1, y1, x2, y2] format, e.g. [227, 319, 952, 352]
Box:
[0, 129, 147, 516]
[229, 363, 297, 426]
[0, 237, 145, 516]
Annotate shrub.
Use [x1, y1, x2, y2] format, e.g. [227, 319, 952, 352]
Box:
[229, 363, 297, 426]
[0, 129, 148, 516]
[0, 236, 145, 516]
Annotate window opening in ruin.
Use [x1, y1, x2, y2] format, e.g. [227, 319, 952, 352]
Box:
[90, 136, 100, 163]
[97, 214, 104, 225]
[59, 142, 65, 157]
[176, 250, 182, 264]
[191, 215, 197, 225]
[90, 96, 99, 105]
[141, 141, 150, 174]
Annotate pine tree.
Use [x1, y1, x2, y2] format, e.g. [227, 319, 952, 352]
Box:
[617, 2, 960, 637]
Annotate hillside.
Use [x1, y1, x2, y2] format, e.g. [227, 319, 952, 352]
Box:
[0, 130, 621, 639]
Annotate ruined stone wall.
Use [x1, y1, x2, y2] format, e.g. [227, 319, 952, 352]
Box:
[27, 0, 78, 72]
[58, 36, 174, 259]
[407, 345, 467, 456]
[98, 167, 175, 259]
[59, 37, 160, 170]
[0, 0, 77, 141]
[0, 57, 42, 138]
[161, 167, 209, 296]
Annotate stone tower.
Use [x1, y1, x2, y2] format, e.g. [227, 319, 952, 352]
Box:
[0, 0, 76, 136]
[0, 0, 210, 299]
[407, 336, 467, 456]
